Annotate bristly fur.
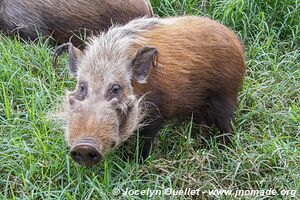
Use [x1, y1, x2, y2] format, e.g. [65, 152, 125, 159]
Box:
[80, 16, 245, 132]
[60, 16, 245, 161]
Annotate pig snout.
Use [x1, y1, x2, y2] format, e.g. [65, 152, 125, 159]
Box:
[70, 141, 102, 166]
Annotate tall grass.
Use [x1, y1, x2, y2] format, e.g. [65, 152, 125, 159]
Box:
[0, 0, 299, 199]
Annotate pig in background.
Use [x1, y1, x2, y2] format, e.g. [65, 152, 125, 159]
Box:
[55, 16, 246, 166]
[0, 0, 153, 46]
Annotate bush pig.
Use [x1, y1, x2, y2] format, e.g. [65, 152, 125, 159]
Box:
[58, 16, 245, 166]
[0, 0, 153, 46]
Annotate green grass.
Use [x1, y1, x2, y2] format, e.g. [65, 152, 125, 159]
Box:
[0, 0, 299, 199]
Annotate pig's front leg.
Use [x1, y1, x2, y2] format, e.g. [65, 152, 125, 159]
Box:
[139, 118, 163, 161]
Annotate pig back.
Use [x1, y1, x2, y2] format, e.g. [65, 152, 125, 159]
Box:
[132, 17, 245, 119]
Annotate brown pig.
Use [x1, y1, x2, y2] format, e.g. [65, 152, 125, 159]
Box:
[58, 16, 245, 166]
[0, 0, 153, 46]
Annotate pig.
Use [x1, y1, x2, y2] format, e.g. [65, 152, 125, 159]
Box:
[57, 16, 245, 166]
[0, 0, 153, 46]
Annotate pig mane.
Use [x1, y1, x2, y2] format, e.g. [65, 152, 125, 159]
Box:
[84, 17, 168, 63]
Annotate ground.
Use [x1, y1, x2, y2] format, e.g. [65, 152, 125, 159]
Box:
[0, 0, 299, 199]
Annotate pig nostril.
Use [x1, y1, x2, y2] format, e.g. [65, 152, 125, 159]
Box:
[70, 151, 82, 161]
[88, 152, 97, 159]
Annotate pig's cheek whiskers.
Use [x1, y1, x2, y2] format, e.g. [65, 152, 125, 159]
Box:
[117, 109, 127, 128]
[115, 102, 129, 116]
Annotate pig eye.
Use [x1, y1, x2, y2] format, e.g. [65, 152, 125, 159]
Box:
[111, 84, 121, 94]
[79, 85, 84, 93]
[77, 82, 87, 100]
[79, 83, 86, 94]
[106, 84, 122, 101]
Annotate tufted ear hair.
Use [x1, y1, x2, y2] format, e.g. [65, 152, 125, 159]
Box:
[68, 43, 83, 77]
[132, 46, 158, 83]
[53, 42, 83, 78]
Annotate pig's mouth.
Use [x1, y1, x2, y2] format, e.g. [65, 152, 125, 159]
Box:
[65, 98, 143, 166]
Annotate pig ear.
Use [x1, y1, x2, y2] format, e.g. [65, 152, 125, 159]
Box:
[68, 43, 83, 77]
[132, 46, 158, 83]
